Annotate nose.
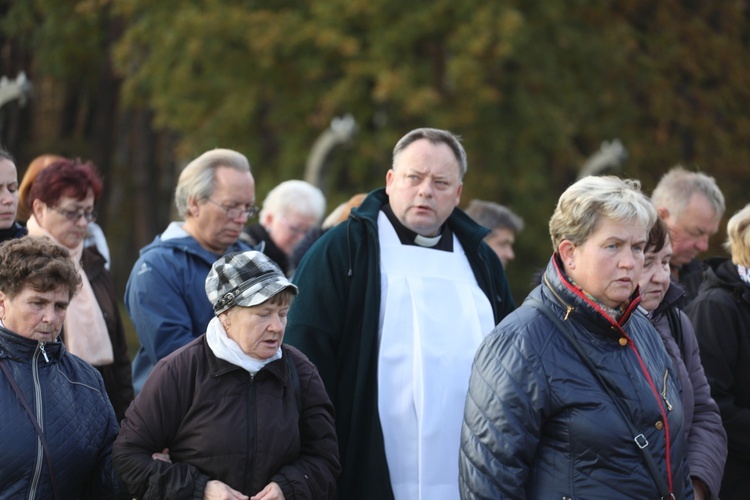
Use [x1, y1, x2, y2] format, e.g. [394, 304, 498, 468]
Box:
[621, 250, 636, 269]
[0, 190, 12, 205]
[417, 178, 434, 198]
[653, 264, 670, 285]
[268, 313, 285, 332]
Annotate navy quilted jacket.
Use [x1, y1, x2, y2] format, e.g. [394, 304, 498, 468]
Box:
[0, 325, 127, 499]
[459, 255, 693, 499]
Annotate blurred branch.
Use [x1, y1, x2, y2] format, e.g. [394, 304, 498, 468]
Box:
[578, 139, 627, 179]
[305, 114, 357, 192]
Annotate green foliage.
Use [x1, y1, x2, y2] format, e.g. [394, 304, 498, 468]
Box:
[6, 0, 750, 300]
[2, 0, 108, 87]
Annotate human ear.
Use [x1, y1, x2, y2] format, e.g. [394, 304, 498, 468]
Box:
[558, 240, 576, 270]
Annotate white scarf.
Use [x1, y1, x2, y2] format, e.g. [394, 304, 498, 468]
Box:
[26, 215, 113, 365]
[205, 316, 281, 375]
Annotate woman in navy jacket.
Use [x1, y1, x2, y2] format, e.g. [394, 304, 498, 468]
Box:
[459, 176, 692, 499]
[0, 236, 126, 499]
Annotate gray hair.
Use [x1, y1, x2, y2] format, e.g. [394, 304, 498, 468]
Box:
[392, 128, 468, 179]
[0, 148, 14, 163]
[549, 176, 657, 251]
[465, 199, 524, 234]
[175, 149, 251, 218]
[259, 180, 326, 223]
[651, 166, 725, 219]
[725, 204, 750, 267]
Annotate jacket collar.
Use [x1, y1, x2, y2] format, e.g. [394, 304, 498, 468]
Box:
[0, 325, 64, 362]
[651, 280, 685, 321]
[540, 254, 641, 338]
[142, 221, 251, 263]
[204, 337, 289, 384]
[349, 188, 491, 246]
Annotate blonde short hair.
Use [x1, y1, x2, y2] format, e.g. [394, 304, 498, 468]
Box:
[549, 176, 656, 251]
[725, 204, 750, 267]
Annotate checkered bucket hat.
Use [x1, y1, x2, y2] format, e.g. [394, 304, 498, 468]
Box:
[205, 250, 299, 315]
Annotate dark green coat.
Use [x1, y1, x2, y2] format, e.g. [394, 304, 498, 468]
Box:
[285, 188, 515, 500]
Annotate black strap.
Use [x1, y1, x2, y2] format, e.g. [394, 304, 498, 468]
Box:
[528, 298, 674, 499]
[665, 309, 687, 361]
[284, 347, 302, 414]
[0, 358, 60, 500]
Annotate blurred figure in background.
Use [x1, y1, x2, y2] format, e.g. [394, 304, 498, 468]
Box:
[464, 199, 524, 268]
[242, 179, 325, 276]
[290, 192, 367, 273]
[686, 203, 750, 499]
[0, 236, 127, 499]
[19, 153, 111, 269]
[126, 148, 257, 394]
[638, 217, 726, 500]
[651, 166, 725, 303]
[0, 149, 25, 243]
[26, 159, 133, 420]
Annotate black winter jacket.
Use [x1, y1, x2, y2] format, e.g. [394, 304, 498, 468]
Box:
[0, 325, 126, 499]
[685, 257, 750, 499]
[459, 255, 692, 499]
[113, 337, 340, 499]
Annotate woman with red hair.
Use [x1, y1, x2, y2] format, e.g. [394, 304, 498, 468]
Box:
[26, 158, 133, 420]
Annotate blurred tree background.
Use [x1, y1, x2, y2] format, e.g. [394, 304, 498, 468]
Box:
[1, 0, 749, 306]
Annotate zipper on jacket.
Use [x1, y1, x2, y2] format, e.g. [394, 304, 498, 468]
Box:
[543, 275, 575, 320]
[661, 369, 673, 411]
[39, 342, 49, 363]
[247, 375, 256, 493]
[28, 346, 45, 499]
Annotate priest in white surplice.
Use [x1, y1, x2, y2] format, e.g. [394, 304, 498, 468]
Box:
[285, 128, 515, 500]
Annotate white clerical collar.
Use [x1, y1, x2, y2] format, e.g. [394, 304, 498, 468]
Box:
[414, 233, 442, 247]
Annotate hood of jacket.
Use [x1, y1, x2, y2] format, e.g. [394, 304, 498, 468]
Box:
[140, 221, 250, 264]
[700, 257, 750, 305]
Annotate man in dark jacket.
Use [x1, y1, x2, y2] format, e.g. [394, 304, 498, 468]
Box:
[651, 166, 725, 303]
[285, 128, 515, 500]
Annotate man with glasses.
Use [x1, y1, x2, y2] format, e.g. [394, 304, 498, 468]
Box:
[241, 179, 326, 275]
[286, 128, 515, 500]
[125, 148, 258, 394]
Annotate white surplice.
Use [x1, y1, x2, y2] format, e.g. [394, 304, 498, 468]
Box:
[377, 212, 495, 500]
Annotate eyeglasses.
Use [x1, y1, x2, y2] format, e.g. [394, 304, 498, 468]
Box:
[51, 206, 97, 222]
[280, 216, 313, 237]
[206, 198, 260, 220]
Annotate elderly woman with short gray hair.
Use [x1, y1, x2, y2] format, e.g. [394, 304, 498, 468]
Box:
[459, 176, 692, 498]
[114, 250, 340, 500]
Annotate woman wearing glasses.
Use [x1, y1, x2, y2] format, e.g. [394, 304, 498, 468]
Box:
[19, 153, 112, 268]
[25, 158, 134, 420]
